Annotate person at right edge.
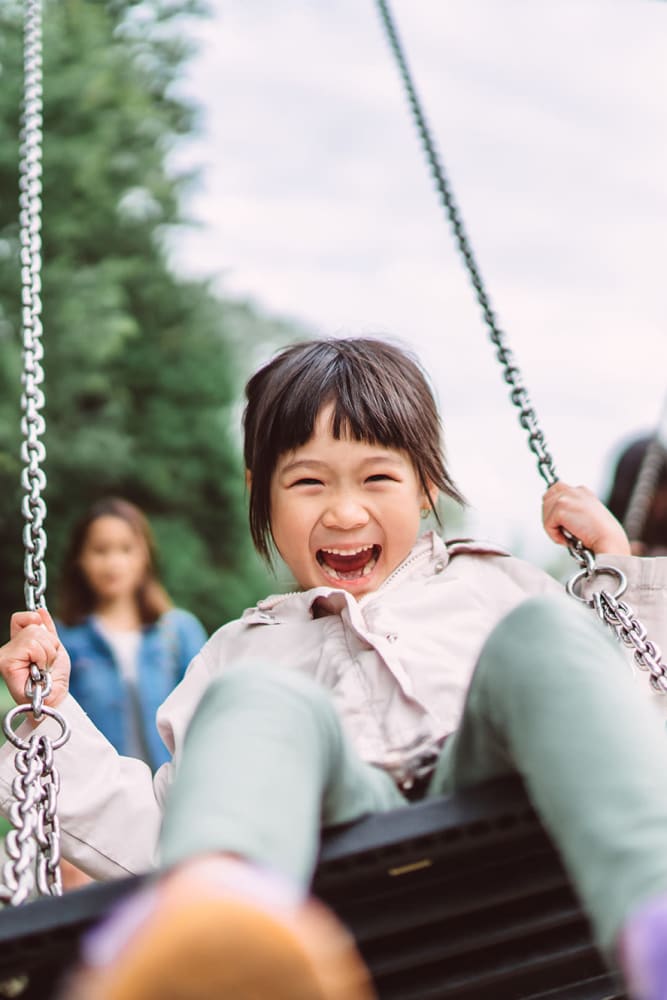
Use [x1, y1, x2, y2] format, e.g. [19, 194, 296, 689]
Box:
[606, 434, 667, 556]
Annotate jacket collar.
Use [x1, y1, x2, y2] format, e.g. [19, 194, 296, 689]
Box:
[243, 532, 507, 625]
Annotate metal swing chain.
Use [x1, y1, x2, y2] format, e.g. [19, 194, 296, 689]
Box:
[374, 0, 667, 692]
[374, 1, 558, 487]
[0, 0, 70, 909]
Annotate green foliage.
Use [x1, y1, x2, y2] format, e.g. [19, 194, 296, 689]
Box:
[0, 0, 295, 640]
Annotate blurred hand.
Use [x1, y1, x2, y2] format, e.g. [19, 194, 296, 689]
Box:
[542, 482, 631, 556]
[0, 607, 70, 707]
[60, 858, 94, 892]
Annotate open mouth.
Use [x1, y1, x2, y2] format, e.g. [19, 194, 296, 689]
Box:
[316, 544, 380, 581]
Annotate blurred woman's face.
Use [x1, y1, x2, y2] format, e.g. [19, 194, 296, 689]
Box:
[79, 516, 148, 603]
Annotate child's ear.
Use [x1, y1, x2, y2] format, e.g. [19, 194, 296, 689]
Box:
[245, 469, 252, 491]
[423, 479, 439, 511]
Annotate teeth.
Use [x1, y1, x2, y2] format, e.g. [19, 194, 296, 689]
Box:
[320, 545, 374, 556]
[323, 551, 379, 581]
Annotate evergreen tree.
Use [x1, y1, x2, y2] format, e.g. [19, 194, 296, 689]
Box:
[0, 0, 292, 639]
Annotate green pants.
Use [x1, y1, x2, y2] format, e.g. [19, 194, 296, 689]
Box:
[159, 595, 667, 952]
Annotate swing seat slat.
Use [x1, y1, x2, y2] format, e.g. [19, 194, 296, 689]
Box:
[314, 776, 625, 999]
[0, 777, 625, 999]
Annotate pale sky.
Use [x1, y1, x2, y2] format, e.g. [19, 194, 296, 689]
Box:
[168, 0, 667, 567]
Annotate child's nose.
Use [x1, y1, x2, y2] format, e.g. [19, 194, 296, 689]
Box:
[321, 496, 369, 530]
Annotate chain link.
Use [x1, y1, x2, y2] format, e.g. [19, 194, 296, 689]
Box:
[0, 730, 64, 906]
[374, 0, 667, 691]
[596, 594, 667, 694]
[568, 568, 667, 693]
[0, 0, 71, 912]
[19, 0, 47, 614]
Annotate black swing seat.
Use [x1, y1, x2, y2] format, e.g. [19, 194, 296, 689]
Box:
[0, 776, 625, 1000]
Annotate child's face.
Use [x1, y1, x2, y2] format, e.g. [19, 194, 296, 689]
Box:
[270, 405, 432, 598]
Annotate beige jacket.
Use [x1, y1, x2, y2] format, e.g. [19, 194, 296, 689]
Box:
[1, 532, 665, 881]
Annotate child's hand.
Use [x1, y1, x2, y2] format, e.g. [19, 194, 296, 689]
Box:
[542, 482, 631, 556]
[0, 608, 70, 708]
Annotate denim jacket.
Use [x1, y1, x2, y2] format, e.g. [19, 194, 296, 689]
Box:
[58, 609, 207, 770]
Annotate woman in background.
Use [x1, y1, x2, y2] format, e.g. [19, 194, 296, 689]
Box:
[606, 435, 667, 556]
[57, 497, 207, 770]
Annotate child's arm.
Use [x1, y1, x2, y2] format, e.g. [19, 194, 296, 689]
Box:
[0, 607, 71, 708]
[0, 612, 160, 879]
[542, 482, 631, 556]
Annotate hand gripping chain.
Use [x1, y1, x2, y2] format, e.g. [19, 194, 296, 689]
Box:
[374, 0, 666, 692]
[0, 0, 70, 911]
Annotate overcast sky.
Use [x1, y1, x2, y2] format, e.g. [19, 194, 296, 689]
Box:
[169, 0, 667, 567]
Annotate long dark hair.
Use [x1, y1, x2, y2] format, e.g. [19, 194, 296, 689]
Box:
[243, 337, 465, 561]
[606, 436, 667, 549]
[57, 498, 172, 626]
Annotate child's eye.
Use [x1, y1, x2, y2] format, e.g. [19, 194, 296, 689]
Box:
[291, 478, 323, 487]
[366, 474, 395, 483]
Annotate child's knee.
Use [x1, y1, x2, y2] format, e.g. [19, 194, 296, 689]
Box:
[496, 593, 597, 646]
[478, 594, 623, 687]
[202, 665, 337, 722]
[187, 666, 344, 774]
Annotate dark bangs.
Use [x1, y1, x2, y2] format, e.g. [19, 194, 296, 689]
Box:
[244, 338, 465, 561]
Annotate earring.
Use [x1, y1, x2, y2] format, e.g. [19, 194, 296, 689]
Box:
[420, 507, 430, 520]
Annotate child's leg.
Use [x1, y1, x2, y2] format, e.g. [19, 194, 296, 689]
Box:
[159, 663, 405, 885]
[64, 665, 399, 1000]
[65, 858, 376, 1000]
[430, 594, 667, 956]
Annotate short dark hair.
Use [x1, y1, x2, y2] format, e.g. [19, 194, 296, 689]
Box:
[243, 337, 465, 560]
[57, 497, 172, 626]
